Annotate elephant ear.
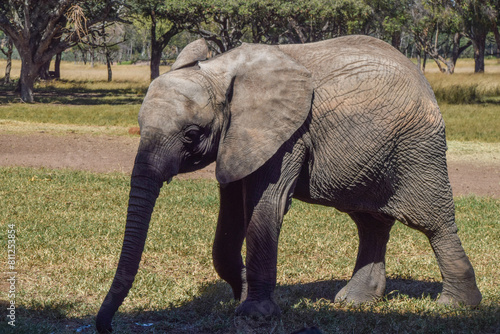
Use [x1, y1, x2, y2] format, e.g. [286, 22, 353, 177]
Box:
[208, 44, 313, 184]
[171, 38, 208, 71]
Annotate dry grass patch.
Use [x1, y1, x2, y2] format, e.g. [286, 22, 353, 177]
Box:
[0, 59, 170, 83]
[446, 140, 500, 164]
[0, 119, 132, 136]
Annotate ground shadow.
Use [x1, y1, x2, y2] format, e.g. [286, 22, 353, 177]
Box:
[0, 82, 146, 105]
[6, 277, 497, 334]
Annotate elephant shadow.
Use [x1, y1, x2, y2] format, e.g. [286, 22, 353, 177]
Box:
[273, 277, 441, 304]
[116, 277, 443, 333]
[9, 278, 443, 333]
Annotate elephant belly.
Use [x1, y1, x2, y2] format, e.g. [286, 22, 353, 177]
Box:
[293, 115, 399, 213]
[294, 155, 396, 213]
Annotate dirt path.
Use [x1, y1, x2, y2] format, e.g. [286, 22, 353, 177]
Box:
[1, 132, 498, 198]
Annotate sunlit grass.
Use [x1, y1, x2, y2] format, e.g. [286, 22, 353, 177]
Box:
[446, 140, 500, 164]
[424, 58, 500, 74]
[0, 119, 133, 136]
[440, 103, 500, 142]
[427, 73, 500, 104]
[0, 59, 170, 83]
[0, 103, 139, 127]
[0, 167, 498, 333]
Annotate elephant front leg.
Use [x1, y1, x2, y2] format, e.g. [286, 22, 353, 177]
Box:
[213, 180, 247, 301]
[235, 203, 282, 318]
[335, 212, 395, 304]
[234, 167, 300, 318]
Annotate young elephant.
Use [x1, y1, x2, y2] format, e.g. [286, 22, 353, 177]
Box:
[96, 36, 481, 332]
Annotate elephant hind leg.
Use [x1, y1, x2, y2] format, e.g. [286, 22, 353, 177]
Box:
[428, 231, 482, 306]
[393, 191, 481, 306]
[335, 212, 395, 304]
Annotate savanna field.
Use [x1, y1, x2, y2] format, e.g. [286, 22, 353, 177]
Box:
[0, 58, 499, 333]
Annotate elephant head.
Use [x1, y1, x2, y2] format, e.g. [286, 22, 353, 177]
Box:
[96, 39, 313, 333]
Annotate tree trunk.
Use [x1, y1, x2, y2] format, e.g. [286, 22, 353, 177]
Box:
[90, 48, 95, 68]
[38, 59, 51, 80]
[106, 50, 112, 82]
[150, 46, 161, 81]
[391, 31, 401, 51]
[1, 38, 13, 84]
[472, 36, 486, 73]
[19, 58, 39, 103]
[452, 33, 472, 69]
[54, 52, 62, 79]
[492, 24, 500, 58]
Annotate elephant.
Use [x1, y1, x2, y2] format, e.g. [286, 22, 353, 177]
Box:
[96, 35, 481, 333]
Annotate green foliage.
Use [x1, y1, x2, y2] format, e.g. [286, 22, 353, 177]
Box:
[0, 167, 498, 333]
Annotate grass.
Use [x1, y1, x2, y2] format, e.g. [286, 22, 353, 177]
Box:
[427, 73, 500, 104]
[0, 167, 499, 333]
[424, 59, 500, 104]
[0, 103, 139, 127]
[447, 140, 500, 164]
[440, 103, 500, 142]
[0, 59, 170, 83]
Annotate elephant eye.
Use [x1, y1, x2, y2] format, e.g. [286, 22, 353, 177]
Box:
[183, 126, 202, 144]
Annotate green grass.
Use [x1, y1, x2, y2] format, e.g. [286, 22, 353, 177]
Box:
[1, 167, 498, 333]
[0, 103, 139, 127]
[440, 103, 500, 142]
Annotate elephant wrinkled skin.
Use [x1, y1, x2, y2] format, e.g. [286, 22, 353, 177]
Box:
[96, 36, 481, 333]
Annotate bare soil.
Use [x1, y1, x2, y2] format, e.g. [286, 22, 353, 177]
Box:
[1, 132, 498, 198]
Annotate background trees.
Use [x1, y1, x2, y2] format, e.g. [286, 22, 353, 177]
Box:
[0, 0, 125, 102]
[1, 0, 499, 101]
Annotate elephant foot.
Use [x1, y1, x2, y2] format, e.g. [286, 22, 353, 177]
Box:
[438, 280, 482, 306]
[334, 265, 386, 304]
[96, 317, 113, 333]
[235, 299, 281, 319]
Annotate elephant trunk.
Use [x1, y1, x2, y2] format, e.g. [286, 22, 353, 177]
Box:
[96, 155, 167, 333]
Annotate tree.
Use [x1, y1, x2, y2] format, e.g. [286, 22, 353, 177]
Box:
[0, 31, 13, 84]
[487, 0, 500, 57]
[365, 0, 411, 50]
[409, 0, 472, 74]
[129, 0, 205, 80]
[80, 21, 125, 81]
[283, 0, 372, 43]
[197, 0, 250, 52]
[453, 0, 495, 72]
[196, 0, 291, 51]
[0, 0, 124, 102]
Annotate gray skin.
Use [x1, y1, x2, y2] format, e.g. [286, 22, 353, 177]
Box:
[96, 35, 481, 333]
